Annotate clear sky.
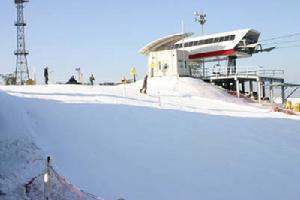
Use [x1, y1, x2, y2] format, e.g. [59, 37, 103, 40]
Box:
[0, 0, 300, 84]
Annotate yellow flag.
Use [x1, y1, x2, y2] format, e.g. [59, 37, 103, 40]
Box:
[130, 67, 136, 76]
[149, 63, 156, 68]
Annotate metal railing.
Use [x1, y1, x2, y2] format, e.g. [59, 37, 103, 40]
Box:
[191, 65, 284, 79]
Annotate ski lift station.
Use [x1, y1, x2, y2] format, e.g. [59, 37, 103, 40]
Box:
[139, 28, 300, 103]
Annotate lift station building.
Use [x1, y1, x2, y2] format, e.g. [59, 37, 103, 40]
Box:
[139, 29, 299, 103]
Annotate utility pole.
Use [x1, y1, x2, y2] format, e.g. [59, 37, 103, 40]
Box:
[194, 12, 207, 35]
[14, 0, 30, 85]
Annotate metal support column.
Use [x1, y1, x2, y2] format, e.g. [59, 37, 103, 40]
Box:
[236, 78, 240, 98]
[257, 80, 261, 103]
[241, 81, 245, 94]
[249, 81, 253, 97]
[262, 81, 266, 100]
[281, 84, 285, 104]
[269, 80, 273, 103]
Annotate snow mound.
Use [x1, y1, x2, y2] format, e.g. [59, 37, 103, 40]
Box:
[129, 77, 239, 103]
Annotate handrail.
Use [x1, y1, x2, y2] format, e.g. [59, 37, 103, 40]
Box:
[191, 65, 284, 79]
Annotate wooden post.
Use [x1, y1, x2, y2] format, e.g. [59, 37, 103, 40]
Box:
[44, 156, 51, 200]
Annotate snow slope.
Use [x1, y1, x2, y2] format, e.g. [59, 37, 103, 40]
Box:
[2, 77, 298, 119]
[0, 91, 44, 199]
[1, 77, 300, 200]
[0, 91, 102, 200]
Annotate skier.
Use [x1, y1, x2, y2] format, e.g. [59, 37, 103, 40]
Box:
[44, 67, 49, 84]
[89, 74, 95, 85]
[140, 74, 148, 94]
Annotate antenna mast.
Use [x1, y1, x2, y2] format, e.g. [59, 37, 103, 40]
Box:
[194, 12, 207, 35]
[14, 0, 30, 85]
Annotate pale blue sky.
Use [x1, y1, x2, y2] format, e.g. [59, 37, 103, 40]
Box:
[0, 0, 300, 84]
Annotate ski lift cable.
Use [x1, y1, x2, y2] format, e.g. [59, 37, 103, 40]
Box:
[259, 32, 300, 42]
[261, 39, 300, 46]
[274, 44, 300, 49]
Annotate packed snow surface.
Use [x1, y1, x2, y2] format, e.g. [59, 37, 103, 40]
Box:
[1, 77, 300, 200]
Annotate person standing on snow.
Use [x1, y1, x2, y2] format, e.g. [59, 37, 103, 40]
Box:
[89, 74, 95, 85]
[44, 67, 49, 84]
[140, 74, 148, 94]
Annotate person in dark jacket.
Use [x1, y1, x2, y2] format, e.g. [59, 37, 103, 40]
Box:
[66, 75, 78, 84]
[89, 74, 95, 85]
[140, 75, 148, 94]
[44, 67, 49, 84]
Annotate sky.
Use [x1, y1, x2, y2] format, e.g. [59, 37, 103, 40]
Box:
[0, 0, 300, 84]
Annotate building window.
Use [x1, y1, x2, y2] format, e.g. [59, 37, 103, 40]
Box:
[207, 38, 213, 44]
[169, 45, 175, 49]
[219, 36, 225, 42]
[214, 38, 220, 43]
[198, 40, 204, 45]
[224, 36, 230, 41]
[175, 44, 181, 48]
[203, 39, 209, 44]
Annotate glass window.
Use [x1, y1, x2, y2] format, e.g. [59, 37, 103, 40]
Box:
[198, 40, 204, 45]
[225, 36, 230, 41]
[188, 41, 193, 47]
[193, 41, 198, 46]
[207, 38, 213, 44]
[229, 35, 236, 40]
[214, 38, 220, 43]
[219, 37, 225, 42]
[184, 42, 189, 47]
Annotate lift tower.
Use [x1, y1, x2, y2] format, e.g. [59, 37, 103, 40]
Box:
[14, 0, 29, 85]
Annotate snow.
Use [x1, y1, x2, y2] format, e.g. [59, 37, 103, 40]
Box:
[2, 77, 298, 119]
[1, 77, 300, 200]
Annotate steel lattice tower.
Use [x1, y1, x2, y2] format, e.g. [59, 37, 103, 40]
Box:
[14, 0, 29, 85]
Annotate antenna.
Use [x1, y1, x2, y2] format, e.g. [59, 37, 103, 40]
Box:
[14, 0, 30, 85]
[194, 11, 207, 35]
